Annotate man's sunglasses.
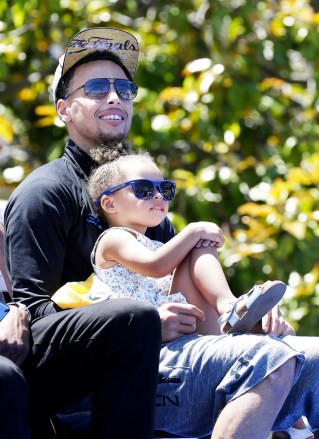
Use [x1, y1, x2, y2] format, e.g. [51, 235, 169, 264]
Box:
[95, 179, 176, 206]
[63, 78, 138, 101]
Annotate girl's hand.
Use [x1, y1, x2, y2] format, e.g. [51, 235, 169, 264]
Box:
[190, 222, 225, 249]
[195, 240, 218, 248]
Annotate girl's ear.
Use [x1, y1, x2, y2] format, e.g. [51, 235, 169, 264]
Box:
[56, 99, 72, 123]
[101, 195, 117, 214]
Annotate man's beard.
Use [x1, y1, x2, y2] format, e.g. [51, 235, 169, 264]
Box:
[97, 128, 125, 144]
[89, 139, 132, 166]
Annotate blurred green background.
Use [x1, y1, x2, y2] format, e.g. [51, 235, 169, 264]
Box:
[0, 0, 318, 334]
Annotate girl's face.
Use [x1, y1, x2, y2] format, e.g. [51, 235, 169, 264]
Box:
[103, 160, 170, 234]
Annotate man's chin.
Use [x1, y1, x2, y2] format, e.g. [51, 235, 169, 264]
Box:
[97, 129, 127, 144]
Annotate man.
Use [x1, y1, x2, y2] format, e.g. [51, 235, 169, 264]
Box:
[4, 27, 319, 439]
[5, 28, 163, 439]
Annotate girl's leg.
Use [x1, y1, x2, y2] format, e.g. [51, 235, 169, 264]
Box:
[190, 245, 236, 313]
[170, 246, 234, 335]
[170, 245, 285, 335]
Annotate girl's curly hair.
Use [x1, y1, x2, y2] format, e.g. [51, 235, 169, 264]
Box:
[87, 145, 154, 226]
[89, 139, 132, 166]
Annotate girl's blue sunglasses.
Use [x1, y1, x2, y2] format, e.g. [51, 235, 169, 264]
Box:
[95, 179, 176, 207]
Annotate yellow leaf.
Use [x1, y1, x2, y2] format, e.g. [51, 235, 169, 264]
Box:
[310, 262, 319, 282]
[236, 156, 256, 172]
[269, 179, 291, 202]
[200, 142, 212, 153]
[260, 77, 285, 90]
[236, 242, 266, 257]
[223, 78, 233, 88]
[287, 167, 312, 185]
[35, 105, 57, 117]
[228, 122, 241, 138]
[159, 87, 185, 103]
[238, 202, 276, 218]
[269, 20, 287, 37]
[36, 40, 50, 52]
[18, 88, 37, 101]
[282, 220, 306, 239]
[0, 116, 14, 144]
[171, 169, 196, 189]
[294, 262, 319, 297]
[35, 117, 56, 127]
[234, 219, 277, 241]
[11, 3, 26, 27]
[267, 135, 280, 147]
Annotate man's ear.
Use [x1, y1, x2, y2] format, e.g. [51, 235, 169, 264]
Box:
[56, 99, 71, 123]
[101, 195, 117, 214]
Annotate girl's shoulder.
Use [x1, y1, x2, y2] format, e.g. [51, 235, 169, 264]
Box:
[104, 227, 163, 250]
[102, 226, 140, 239]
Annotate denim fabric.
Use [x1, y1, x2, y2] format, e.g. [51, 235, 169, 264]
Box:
[273, 335, 319, 432]
[155, 333, 304, 438]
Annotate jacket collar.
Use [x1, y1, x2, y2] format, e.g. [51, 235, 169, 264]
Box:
[64, 139, 95, 178]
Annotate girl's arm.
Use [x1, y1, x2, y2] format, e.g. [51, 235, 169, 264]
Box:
[96, 222, 224, 278]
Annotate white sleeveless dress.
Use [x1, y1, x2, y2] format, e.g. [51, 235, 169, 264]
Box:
[91, 226, 187, 308]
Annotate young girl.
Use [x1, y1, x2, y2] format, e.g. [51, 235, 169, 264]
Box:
[86, 149, 287, 336]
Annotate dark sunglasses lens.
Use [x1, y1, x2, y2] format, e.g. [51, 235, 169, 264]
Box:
[115, 79, 138, 100]
[160, 182, 175, 201]
[134, 180, 154, 199]
[84, 79, 110, 99]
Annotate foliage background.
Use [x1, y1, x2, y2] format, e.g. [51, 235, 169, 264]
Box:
[0, 0, 318, 335]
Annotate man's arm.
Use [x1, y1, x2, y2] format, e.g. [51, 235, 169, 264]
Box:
[5, 174, 75, 318]
[0, 221, 29, 366]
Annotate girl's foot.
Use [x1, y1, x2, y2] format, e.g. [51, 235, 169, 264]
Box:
[218, 280, 286, 335]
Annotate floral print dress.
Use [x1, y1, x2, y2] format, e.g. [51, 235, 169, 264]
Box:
[91, 226, 187, 308]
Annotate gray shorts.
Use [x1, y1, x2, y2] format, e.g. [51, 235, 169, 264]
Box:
[155, 333, 305, 438]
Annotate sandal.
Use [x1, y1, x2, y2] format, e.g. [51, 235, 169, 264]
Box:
[217, 280, 286, 335]
[282, 426, 313, 438]
[272, 428, 314, 438]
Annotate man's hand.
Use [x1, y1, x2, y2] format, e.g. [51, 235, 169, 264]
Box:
[0, 306, 30, 366]
[158, 303, 205, 342]
[261, 304, 295, 336]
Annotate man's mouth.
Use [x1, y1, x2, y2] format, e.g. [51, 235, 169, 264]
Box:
[100, 114, 123, 120]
